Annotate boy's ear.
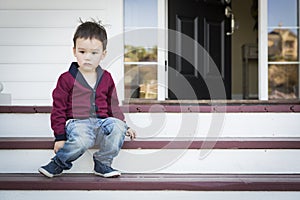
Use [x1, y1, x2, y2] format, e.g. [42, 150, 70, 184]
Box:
[72, 47, 76, 56]
[101, 49, 107, 60]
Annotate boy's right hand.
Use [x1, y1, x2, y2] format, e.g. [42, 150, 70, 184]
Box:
[54, 140, 66, 153]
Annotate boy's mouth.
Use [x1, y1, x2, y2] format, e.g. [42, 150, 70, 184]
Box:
[83, 63, 93, 66]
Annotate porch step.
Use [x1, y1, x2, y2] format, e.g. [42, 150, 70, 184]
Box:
[1, 137, 300, 174]
[0, 105, 299, 196]
[1, 173, 300, 191]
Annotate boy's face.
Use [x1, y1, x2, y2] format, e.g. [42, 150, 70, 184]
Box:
[73, 38, 106, 72]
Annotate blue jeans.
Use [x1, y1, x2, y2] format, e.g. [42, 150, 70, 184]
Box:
[53, 117, 127, 170]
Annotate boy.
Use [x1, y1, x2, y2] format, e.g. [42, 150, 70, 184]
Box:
[39, 19, 136, 178]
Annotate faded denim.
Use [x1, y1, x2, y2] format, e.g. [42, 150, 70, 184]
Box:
[53, 117, 127, 170]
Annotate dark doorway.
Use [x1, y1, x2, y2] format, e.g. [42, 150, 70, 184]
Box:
[168, 0, 232, 99]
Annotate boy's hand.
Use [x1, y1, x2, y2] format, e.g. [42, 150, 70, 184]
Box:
[54, 140, 66, 153]
[126, 128, 136, 140]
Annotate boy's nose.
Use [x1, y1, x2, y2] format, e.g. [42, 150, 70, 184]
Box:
[84, 53, 92, 60]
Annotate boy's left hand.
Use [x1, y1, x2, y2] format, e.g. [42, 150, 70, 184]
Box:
[126, 128, 136, 140]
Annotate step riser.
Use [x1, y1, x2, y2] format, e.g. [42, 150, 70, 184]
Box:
[1, 113, 300, 138]
[1, 191, 300, 200]
[1, 149, 300, 173]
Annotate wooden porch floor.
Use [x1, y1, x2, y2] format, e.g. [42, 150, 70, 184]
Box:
[1, 173, 300, 191]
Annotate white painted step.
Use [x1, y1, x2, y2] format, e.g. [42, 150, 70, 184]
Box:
[0, 113, 300, 138]
[1, 149, 300, 173]
[1, 191, 300, 200]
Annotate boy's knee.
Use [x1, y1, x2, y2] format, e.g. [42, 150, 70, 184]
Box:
[102, 118, 127, 135]
[114, 119, 127, 132]
[69, 135, 94, 151]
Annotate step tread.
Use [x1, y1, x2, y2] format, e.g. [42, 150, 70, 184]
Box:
[1, 104, 299, 113]
[1, 137, 300, 149]
[1, 173, 300, 191]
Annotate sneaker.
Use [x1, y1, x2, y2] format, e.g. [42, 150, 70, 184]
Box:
[38, 161, 63, 178]
[94, 162, 121, 178]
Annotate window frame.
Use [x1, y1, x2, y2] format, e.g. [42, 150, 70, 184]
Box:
[259, 0, 269, 100]
[123, 0, 167, 101]
[260, 0, 300, 100]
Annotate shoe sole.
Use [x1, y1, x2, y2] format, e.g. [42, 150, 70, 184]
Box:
[38, 167, 62, 178]
[94, 170, 121, 178]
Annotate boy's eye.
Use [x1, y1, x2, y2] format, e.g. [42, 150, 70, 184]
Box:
[92, 52, 98, 55]
[79, 51, 85, 54]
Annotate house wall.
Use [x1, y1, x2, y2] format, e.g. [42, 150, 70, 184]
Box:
[0, 0, 269, 103]
[0, 0, 123, 105]
[232, 0, 258, 99]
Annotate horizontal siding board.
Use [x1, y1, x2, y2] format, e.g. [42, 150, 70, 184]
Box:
[0, 46, 73, 63]
[2, 82, 55, 99]
[0, 28, 74, 46]
[0, 10, 106, 28]
[10, 99, 52, 105]
[0, 0, 123, 105]
[0, 64, 67, 82]
[0, 0, 112, 10]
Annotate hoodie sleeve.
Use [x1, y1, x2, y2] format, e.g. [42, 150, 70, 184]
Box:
[51, 73, 71, 141]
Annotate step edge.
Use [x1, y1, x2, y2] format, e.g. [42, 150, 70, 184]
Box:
[1, 137, 300, 149]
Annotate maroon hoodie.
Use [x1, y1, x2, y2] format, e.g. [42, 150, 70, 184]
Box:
[51, 62, 125, 141]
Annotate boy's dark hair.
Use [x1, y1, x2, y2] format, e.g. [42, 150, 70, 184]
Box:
[73, 19, 107, 50]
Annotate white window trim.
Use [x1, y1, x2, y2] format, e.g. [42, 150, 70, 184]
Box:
[157, 0, 167, 100]
[258, 0, 269, 100]
[298, 0, 300, 99]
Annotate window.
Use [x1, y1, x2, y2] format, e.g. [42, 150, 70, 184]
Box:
[268, 0, 299, 99]
[124, 0, 158, 100]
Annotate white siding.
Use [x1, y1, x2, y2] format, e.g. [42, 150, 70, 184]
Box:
[0, 0, 123, 105]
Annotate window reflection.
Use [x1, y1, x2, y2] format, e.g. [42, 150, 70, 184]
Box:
[268, 29, 298, 61]
[124, 45, 157, 62]
[268, 64, 298, 99]
[124, 0, 157, 27]
[268, 0, 297, 27]
[124, 64, 157, 99]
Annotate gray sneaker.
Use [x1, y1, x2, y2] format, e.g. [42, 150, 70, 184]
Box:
[38, 161, 63, 178]
[94, 161, 121, 178]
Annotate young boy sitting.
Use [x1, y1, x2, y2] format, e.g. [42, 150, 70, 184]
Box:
[39, 19, 136, 178]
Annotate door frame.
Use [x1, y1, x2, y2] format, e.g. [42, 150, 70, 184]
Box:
[161, 0, 283, 101]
